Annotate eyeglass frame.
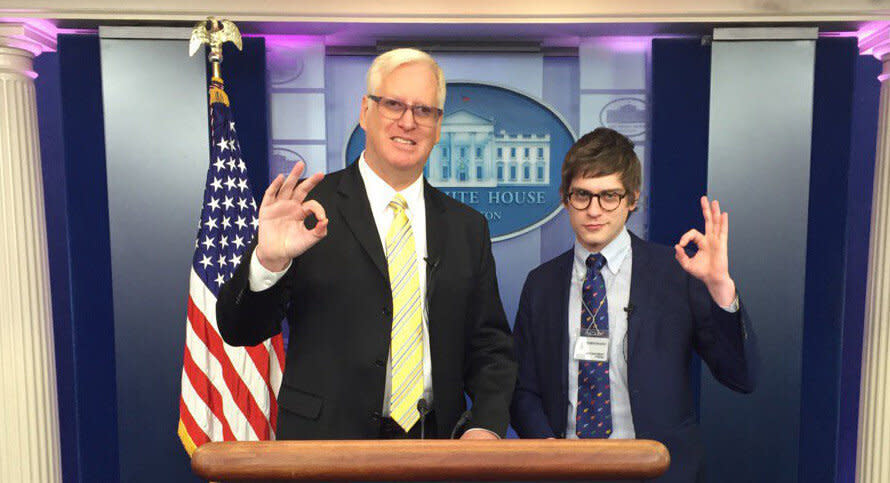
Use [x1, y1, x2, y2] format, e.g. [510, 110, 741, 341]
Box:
[564, 188, 630, 212]
[366, 94, 444, 126]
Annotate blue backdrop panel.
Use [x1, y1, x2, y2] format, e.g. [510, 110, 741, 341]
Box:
[57, 34, 121, 483]
[649, 38, 710, 246]
[799, 37, 857, 483]
[649, 37, 711, 420]
[836, 48, 881, 483]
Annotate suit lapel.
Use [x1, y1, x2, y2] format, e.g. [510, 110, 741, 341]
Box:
[423, 181, 447, 329]
[554, 249, 573, 428]
[336, 162, 388, 279]
[627, 233, 655, 359]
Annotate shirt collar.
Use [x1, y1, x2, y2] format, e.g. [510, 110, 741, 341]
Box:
[573, 227, 631, 277]
[358, 151, 424, 216]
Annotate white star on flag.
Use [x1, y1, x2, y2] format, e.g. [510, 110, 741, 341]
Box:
[214, 157, 226, 171]
[204, 217, 218, 231]
[222, 196, 234, 210]
[216, 139, 228, 152]
[208, 197, 220, 211]
[198, 255, 213, 269]
[210, 178, 223, 191]
[235, 216, 247, 230]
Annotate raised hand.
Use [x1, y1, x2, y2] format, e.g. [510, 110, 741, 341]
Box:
[255, 162, 327, 271]
[674, 196, 736, 307]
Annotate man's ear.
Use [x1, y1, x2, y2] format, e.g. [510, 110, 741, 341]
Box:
[359, 95, 369, 130]
[628, 190, 641, 212]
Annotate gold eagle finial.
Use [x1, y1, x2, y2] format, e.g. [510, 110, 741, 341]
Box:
[190, 17, 242, 78]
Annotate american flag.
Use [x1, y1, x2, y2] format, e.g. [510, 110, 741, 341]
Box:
[178, 78, 285, 455]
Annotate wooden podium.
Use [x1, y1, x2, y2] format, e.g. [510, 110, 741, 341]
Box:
[191, 439, 669, 481]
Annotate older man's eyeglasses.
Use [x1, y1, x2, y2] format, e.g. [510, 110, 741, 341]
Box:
[367, 95, 443, 127]
[566, 189, 628, 212]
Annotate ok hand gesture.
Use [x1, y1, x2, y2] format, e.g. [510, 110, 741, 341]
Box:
[255, 162, 327, 272]
[675, 196, 737, 307]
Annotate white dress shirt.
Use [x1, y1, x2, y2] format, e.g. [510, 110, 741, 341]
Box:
[566, 228, 636, 439]
[565, 228, 740, 439]
[247, 153, 434, 416]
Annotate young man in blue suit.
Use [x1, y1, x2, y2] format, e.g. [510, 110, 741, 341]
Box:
[510, 127, 758, 482]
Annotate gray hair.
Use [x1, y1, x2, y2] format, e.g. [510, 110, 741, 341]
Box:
[366, 48, 446, 109]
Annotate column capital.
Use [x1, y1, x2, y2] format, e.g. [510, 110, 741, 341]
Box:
[859, 23, 890, 61]
[0, 20, 57, 57]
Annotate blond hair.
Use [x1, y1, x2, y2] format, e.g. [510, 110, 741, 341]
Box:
[366, 48, 446, 109]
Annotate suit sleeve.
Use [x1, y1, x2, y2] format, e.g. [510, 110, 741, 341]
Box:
[462, 219, 518, 438]
[510, 273, 557, 438]
[689, 276, 759, 393]
[216, 240, 290, 347]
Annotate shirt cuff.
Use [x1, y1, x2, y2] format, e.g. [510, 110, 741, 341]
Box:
[463, 427, 500, 439]
[248, 250, 291, 292]
[719, 293, 740, 313]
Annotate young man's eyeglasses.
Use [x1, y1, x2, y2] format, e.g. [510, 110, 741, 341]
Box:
[565, 189, 629, 212]
[367, 95, 443, 127]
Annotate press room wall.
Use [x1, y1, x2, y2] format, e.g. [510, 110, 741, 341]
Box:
[33, 32, 879, 482]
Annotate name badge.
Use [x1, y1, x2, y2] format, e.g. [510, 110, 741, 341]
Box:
[574, 336, 609, 362]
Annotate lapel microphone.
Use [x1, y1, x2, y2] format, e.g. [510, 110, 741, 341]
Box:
[417, 398, 431, 440]
[424, 256, 440, 271]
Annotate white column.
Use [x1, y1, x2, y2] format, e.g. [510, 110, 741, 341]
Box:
[857, 25, 890, 483]
[0, 21, 61, 482]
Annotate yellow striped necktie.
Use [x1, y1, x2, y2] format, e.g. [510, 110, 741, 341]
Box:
[386, 194, 424, 431]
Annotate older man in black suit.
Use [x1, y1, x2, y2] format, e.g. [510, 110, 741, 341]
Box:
[217, 48, 516, 440]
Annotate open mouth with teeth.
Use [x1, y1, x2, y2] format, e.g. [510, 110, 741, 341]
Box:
[392, 136, 416, 146]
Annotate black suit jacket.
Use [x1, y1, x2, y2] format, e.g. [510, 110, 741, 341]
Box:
[510, 233, 758, 482]
[217, 162, 516, 439]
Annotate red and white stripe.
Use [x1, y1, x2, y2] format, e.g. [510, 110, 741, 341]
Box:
[178, 268, 285, 454]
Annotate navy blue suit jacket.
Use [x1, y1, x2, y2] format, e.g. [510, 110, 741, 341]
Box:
[510, 233, 758, 482]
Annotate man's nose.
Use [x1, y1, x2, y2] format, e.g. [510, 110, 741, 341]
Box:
[585, 198, 603, 216]
[397, 108, 417, 129]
